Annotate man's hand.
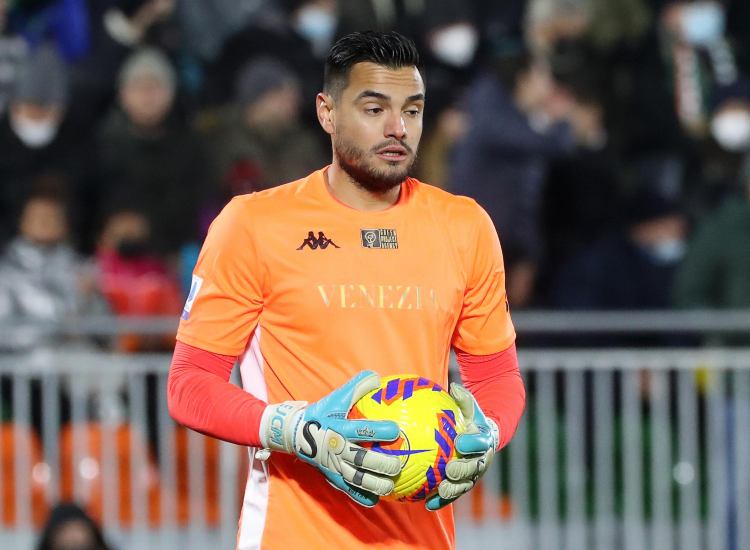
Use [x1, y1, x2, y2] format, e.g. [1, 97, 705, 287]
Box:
[259, 371, 402, 507]
[426, 384, 499, 511]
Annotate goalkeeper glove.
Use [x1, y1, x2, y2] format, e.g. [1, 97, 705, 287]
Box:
[258, 370, 402, 507]
[426, 383, 499, 511]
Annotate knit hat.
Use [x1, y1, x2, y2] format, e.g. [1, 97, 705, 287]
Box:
[118, 47, 176, 91]
[13, 44, 69, 106]
[624, 188, 682, 226]
[234, 57, 299, 106]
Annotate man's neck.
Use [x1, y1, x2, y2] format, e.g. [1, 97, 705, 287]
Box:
[326, 161, 402, 211]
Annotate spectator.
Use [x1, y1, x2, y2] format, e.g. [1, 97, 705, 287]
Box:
[0, 190, 105, 351]
[66, 0, 178, 140]
[94, 47, 205, 256]
[673, 171, 750, 309]
[202, 2, 322, 110]
[552, 189, 687, 310]
[654, 0, 737, 139]
[207, 56, 326, 197]
[95, 208, 182, 351]
[0, 43, 87, 246]
[450, 38, 575, 307]
[541, 41, 624, 288]
[692, 78, 750, 210]
[36, 502, 110, 550]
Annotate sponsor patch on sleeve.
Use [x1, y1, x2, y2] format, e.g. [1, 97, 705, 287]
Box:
[181, 275, 204, 320]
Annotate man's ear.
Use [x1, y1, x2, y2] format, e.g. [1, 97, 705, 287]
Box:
[316, 92, 335, 135]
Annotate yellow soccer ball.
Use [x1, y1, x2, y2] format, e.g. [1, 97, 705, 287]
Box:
[348, 374, 465, 502]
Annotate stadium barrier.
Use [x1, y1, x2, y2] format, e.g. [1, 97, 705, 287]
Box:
[0, 343, 748, 549]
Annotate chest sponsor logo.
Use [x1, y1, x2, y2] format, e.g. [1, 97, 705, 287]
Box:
[317, 283, 439, 310]
[361, 228, 398, 249]
[297, 231, 340, 250]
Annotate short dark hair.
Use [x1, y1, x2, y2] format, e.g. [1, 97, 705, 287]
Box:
[324, 31, 421, 99]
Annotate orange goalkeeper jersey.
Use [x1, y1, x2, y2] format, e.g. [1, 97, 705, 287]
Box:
[176, 167, 515, 550]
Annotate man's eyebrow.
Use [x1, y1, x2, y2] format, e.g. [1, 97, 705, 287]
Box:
[354, 91, 426, 104]
[355, 90, 390, 101]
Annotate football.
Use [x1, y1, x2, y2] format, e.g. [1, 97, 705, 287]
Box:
[348, 374, 466, 502]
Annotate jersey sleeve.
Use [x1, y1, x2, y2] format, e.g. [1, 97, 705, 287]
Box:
[177, 197, 264, 355]
[452, 203, 516, 354]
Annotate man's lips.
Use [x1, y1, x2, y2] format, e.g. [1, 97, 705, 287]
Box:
[375, 145, 409, 161]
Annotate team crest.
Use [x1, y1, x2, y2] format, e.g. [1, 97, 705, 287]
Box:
[360, 228, 398, 249]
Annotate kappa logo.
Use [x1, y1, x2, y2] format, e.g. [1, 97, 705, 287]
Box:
[297, 231, 340, 250]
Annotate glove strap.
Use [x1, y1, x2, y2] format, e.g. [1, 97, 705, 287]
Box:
[259, 401, 307, 453]
[486, 417, 500, 451]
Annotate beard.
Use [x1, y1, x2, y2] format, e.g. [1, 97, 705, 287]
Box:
[334, 134, 416, 194]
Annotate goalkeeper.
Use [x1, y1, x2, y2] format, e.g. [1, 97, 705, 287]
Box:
[168, 30, 525, 549]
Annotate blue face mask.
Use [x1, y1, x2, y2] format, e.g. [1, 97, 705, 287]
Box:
[295, 6, 336, 46]
[680, 2, 725, 46]
[644, 238, 687, 265]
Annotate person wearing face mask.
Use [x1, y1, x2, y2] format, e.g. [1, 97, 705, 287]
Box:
[710, 79, 750, 153]
[687, 79, 750, 209]
[660, 0, 737, 136]
[0, 43, 91, 248]
[551, 188, 688, 314]
[94, 207, 182, 351]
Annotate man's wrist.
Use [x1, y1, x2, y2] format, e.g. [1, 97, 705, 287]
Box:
[259, 401, 307, 452]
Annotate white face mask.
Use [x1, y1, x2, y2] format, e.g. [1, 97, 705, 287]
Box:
[10, 115, 59, 148]
[295, 6, 336, 52]
[646, 238, 687, 264]
[680, 1, 725, 46]
[711, 110, 750, 152]
[429, 23, 479, 68]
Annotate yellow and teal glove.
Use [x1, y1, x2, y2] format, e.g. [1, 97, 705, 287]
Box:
[426, 384, 499, 511]
[259, 371, 402, 507]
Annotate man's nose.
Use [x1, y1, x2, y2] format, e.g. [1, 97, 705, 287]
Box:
[384, 113, 407, 140]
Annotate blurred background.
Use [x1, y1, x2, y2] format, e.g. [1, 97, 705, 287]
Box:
[0, 0, 749, 548]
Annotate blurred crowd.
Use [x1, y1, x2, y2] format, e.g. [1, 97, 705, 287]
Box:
[1, 0, 750, 350]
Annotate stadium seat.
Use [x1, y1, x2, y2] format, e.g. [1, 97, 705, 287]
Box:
[173, 426, 220, 526]
[59, 422, 160, 528]
[1, 423, 49, 527]
[100, 274, 182, 352]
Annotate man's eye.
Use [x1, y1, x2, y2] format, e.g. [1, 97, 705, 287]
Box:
[405, 109, 421, 117]
[365, 107, 383, 114]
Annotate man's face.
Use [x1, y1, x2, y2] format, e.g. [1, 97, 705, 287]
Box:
[326, 62, 425, 193]
[19, 198, 67, 246]
[120, 75, 174, 129]
[244, 83, 301, 132]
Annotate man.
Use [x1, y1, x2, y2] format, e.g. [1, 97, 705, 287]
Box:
[94, 47, 205, 255]
[0, 43, 73, 245]
[450, 39, 575, 307]
[168, 31, 525, 549]
[209, 55, 327, 194]
[0, 188, 104, 351]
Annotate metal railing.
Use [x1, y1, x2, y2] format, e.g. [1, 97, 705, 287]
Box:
[0, 349, 242, 550]
[0, 346, 748, 549]
[1, 309, 749, 338]
[454, 349, 750, 550]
